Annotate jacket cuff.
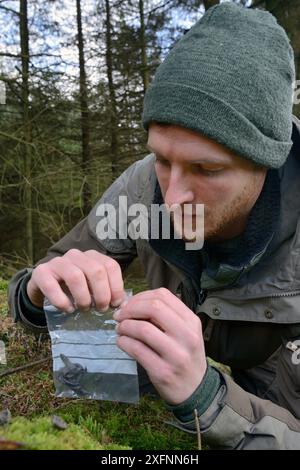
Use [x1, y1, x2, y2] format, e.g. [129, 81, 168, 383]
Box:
[165, 364, 221, 422]
[18, 273, 47, 329]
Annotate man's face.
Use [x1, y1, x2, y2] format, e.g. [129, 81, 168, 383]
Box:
[147, 123, 268, 242]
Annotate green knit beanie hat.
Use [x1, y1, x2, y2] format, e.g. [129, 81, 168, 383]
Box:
[142, 3, 295, 168]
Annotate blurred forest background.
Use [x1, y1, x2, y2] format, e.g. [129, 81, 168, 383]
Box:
[0, 0, 299, 277]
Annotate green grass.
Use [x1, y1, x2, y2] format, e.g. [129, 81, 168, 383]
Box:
[0, 277, 199, 450]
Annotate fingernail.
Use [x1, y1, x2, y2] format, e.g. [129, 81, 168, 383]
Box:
[66, 306, 75, 314]
[99, 305, 109, 313]
[111, 298, 124, 307]
[113, 309, 121, 320]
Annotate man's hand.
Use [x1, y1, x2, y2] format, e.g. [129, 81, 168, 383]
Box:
[27, 249, 125, 313]
[113, 287, 207, 405]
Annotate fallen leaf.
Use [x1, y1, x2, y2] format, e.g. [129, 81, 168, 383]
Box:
[0, 438, 25, 450]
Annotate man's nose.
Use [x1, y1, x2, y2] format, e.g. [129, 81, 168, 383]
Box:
[164, 167, 194, 206]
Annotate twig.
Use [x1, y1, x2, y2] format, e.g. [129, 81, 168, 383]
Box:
[0, 357, 51, 378]
[194, 409, 202, 451]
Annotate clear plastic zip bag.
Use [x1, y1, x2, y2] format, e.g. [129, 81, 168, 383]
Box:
[44, 289, 139, 404]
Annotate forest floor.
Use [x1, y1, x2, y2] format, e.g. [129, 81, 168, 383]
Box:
[0, 277, 203, 451]
[0, 276, 231, 450]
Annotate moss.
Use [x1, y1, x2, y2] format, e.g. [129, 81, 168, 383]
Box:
[1, 416, 130, 450]
[0, 277, 207, 450]
[55, 397, 198, 450]
[0, 279, 8, 293]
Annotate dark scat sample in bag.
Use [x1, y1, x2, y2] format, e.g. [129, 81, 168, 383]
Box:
[44, 289, 139, 404]
[57, 354, 88, 397]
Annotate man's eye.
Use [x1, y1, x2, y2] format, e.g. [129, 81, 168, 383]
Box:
[193, 165, 224, 176]
[203, 168, 224, 176]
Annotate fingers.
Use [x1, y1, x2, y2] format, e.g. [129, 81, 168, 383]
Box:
[30, 249, 125, 313]
[62, 249, 111, 310]
[121, 287, 195, 322]
[31, 263, 78, 313]
[85, 250, 125, 308]
[116, 319, 175, 359]
[116, 334, 166, 378]
[114, 298, 182, 336]
[42, 257, 92, 310]
[114, 288, 200, 335]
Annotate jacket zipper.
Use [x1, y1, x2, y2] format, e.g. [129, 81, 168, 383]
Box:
[205, 290, 300, 302]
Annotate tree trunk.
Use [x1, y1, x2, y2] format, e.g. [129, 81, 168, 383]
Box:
[19, 0, 33, 264]
[139, 0, 149, 94]
[203, 0, 219, 11]
[76, 0, 92, 214]
[263, 0, 300, 118]
[105, 0, 119, 178]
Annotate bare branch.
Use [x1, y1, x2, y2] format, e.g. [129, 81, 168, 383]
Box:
[0, 4, 19, 15]
[0, 52, 20, 58]
[0, 358, 51, 379]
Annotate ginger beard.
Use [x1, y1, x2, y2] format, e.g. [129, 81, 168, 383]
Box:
[168, 178, 257, 244]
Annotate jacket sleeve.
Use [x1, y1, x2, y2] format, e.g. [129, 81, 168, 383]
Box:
[8, 158, 147, 333]
[169, 334, 300, 449]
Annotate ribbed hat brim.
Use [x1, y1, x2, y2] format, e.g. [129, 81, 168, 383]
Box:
[142, 82, 293, 169]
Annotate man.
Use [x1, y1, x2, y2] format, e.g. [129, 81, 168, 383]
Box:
[8, 3, 300, 449]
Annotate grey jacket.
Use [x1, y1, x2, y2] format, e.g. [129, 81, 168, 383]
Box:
[8, 116, 300, 449]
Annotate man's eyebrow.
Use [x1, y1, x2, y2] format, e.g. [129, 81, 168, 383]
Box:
[146, 143, 229, 165]
[146, 144, 171, 160]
